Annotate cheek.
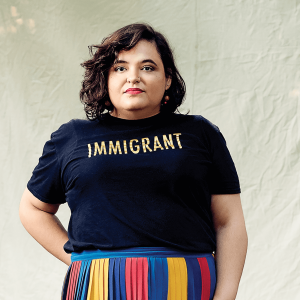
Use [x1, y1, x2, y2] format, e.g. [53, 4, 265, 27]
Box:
[150, 76, 166, 94]
[108, 76, 120, 93]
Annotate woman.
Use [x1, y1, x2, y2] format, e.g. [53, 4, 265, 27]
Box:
[19, 23, 248, 300]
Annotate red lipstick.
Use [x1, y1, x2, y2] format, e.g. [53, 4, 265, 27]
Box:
[125, 88, 144, 94]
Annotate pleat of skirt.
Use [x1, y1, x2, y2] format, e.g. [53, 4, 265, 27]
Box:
[61, 247, 216, 300]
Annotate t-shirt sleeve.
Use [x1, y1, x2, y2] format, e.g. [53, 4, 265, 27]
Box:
[201, 117, 241, 194]
[27, 128, 67, 204]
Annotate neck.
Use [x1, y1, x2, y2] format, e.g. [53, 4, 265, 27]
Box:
[110, 108, 161, 120]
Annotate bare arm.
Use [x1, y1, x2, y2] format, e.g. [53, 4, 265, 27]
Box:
[211, 193, 248, 300]
[19, 187, 71, 266]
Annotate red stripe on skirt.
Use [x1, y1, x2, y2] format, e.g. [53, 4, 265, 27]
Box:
[126, 257, 149, 300]
[132, 257, 137, 300]
[137, 258, 143, 300]
[198, 257, 211, 300]
[66, 261, 76, 300]
[140, 257, 148, 300]
[67, 261, 81, 300]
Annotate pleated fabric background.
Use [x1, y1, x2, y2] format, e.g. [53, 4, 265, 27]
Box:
[62, 256, 216, 300]
[1, 0, 299, 299]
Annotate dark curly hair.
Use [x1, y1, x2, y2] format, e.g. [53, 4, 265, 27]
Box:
[79, 22, 187, 120]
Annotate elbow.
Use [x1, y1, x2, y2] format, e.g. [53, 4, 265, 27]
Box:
[215, 218, 248, 241]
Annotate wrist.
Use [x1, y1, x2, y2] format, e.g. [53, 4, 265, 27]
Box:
[63, 253, 72, 266]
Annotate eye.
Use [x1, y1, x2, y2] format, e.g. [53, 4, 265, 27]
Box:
[114, 65, 154, 72]
[114, 66, 126, 72]
[143, 66, 154, 71]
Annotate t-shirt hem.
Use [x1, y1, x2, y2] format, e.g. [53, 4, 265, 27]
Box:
[210, 188, 241, 194]
[27, 183, 66, 204]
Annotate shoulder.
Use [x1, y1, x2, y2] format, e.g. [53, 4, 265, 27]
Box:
[50, 119, 75, 142]
[51, 118, 97, 139]
[49, 118, 90, 147]
[198, 116, 220, 133]
[52, 118, 92, 131]
[47, 118, 95, 159]
[172, 113, 220, 132]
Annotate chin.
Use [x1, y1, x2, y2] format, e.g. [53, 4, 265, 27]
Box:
[123, 102, 147, 111]
[126, 106, 146, 112]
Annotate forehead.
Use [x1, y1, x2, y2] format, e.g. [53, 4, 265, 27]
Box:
[116, 40, 162, 64]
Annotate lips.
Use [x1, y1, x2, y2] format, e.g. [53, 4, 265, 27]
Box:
[125, 88, 143, 92]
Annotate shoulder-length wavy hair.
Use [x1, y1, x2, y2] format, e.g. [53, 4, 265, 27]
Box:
[80, 22, 187, 120]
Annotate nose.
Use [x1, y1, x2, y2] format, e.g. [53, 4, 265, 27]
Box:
[127, 68, 140, 84]
[127, 77, 140, 84]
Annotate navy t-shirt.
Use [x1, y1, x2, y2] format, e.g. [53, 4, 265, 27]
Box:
[27, 112, 241, 254]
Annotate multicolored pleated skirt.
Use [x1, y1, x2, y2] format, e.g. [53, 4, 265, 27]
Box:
[61, 247, 216, 300]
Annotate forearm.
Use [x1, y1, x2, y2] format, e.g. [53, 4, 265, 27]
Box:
[213, 222, 248, 300]
[19, 202, 71, 266]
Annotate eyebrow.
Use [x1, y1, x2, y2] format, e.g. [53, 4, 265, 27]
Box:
[113, 59, 158, 67]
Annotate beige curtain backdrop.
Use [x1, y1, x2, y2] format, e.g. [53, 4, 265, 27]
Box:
[1, 0, 299, 299]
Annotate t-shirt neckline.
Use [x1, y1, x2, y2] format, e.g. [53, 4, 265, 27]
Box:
[103, 111, 168, 127]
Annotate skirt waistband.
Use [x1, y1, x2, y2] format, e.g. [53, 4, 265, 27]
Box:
[71, 247, 213, 262]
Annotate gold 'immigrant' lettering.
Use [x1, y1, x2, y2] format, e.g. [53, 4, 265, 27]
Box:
[94, 141, 107, 156]
[88, 143, 92, 157]
[173, 133, 182, 149]
[129, 139, 140, 154]
[153, 136, 164, 151]
[123, 140, 128, 154]
[163, 134, 175, 149]
[142, 137, 152, 152]
[109, 140, 122, 155]
[87, 133, 183, 157]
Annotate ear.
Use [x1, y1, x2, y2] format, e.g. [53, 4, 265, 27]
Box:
[165, 68, 172, 90]
[166, 74, 172, 90]
[166, 77, 172, 89]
